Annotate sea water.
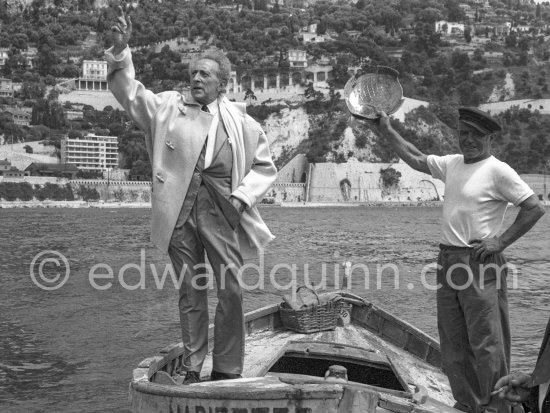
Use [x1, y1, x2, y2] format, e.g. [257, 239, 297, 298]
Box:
[0, 206, 548, 412]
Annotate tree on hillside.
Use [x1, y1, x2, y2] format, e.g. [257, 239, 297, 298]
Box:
[31, 99, 65, 129]
[304, 82, 323, 100]
[129, 159, 152, 180]
[380, 167, 401, 188]
[244, 88, 257, 105]
[464, 26, 472, 43]
[20, 81, 46, 100]
[505, 32, 517, 48]
[381, 7, 401, 35]
[446, 0, 465, 22]
[68, 130, 83, 139]
[416, 8, 442, 24]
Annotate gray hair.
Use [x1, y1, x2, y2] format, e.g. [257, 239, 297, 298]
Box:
[190, 51, 231, 94]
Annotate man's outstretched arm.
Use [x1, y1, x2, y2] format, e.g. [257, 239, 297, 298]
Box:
[375, 111, 431, 174]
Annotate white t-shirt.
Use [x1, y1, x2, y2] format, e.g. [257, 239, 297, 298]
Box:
[427, 154, 534, 247]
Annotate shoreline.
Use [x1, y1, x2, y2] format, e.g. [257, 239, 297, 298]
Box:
[2, 200, 549, 209]
[0, 201, 152, 208]
[0, 200, 445, 208]
[275, 201, 444, 207]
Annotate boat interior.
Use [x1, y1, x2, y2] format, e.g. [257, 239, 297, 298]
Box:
[134, 298, 457, 411]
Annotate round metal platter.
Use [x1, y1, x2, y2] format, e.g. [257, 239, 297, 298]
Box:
[344, 67, 404, 119]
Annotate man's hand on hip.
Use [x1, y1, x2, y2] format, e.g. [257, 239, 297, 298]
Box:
[470, 237, 504, 261]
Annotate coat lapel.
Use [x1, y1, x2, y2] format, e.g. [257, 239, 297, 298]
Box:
[210, 118, 229, 163]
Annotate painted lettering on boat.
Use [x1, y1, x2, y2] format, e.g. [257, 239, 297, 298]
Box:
[182, 407, 312, 413]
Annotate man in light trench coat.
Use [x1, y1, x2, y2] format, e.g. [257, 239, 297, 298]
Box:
[106, 10, 277, 384]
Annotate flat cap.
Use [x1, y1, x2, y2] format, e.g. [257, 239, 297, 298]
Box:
[458, 107, 501, 135]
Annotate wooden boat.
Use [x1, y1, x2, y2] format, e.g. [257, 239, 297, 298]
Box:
[129, 293, 460, 412]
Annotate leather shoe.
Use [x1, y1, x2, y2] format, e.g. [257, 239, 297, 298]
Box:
[210, 370, 242, 381]
[182, 371, 201, 385]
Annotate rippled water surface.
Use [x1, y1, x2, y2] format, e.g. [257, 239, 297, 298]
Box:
[0, 206, 548, 412]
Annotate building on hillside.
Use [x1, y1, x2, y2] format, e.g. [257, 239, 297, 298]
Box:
[515, 25, 533, 33]
[0, 49, 9, 67]
[3, 107, 31, 126]
[383, 47, 404, 60]
[0, 158, 12, 172]
[76, 60, 109, 91]
[471, 37, 491, 46]
[288, 50, 307, 68]
[492, 23, 512, 37]
[482, 51, 504, 64]
[343, 30, 362, 39]
[400, 26, 416, 36]
[20, 48, 37, 69]
[0, 78, 14, 98]
[470, 0, 490, 8]
[435, 21, 466, 35]
[25, 162, 79, 179]
[2, 166, 28, 178]
[0, 47, 36, 70]
[82, 60, 107, 79]
[60, 134, 118, 172]
[64, 109, 84, 120]
[300, 32, 327, 44]
[301, 23, 317, 34]
[316, 55, 331, 65]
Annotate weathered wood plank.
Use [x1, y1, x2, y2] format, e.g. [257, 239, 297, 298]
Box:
[132, 376, 344, 399]
[132, 367, 149, 382]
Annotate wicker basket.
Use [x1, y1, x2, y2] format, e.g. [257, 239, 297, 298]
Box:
[279, 287, 352, 334]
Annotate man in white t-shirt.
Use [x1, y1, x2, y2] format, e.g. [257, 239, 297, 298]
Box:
[375, 107, 545, 413]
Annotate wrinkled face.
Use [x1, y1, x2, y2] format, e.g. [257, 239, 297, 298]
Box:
[458, 122, 492, 164]
[189, 59, 223, 105]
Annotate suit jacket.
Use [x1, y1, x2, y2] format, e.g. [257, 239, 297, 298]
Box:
[105, 47, 277, 256]
[528, 319, 550, 413]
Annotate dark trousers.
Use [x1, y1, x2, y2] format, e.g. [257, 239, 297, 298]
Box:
[168, 184, 245, 375]
[437, 246, 511, 413]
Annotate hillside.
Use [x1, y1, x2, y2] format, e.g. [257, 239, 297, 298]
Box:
[253, 70, 549, 176]
[1, 0, 550, 176]
[0, 141, 58, 170]
[252, 93, 457, 170]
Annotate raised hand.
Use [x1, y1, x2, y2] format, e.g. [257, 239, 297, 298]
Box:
[377, 111, 390, 129]
[111, 5, 132, 55]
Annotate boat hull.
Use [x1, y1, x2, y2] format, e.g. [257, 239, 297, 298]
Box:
[130, 376, 344, 412]
[129, 300, 459, 413]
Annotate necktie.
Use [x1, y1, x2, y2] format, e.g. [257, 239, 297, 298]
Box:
[201, 105, 209, 113]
